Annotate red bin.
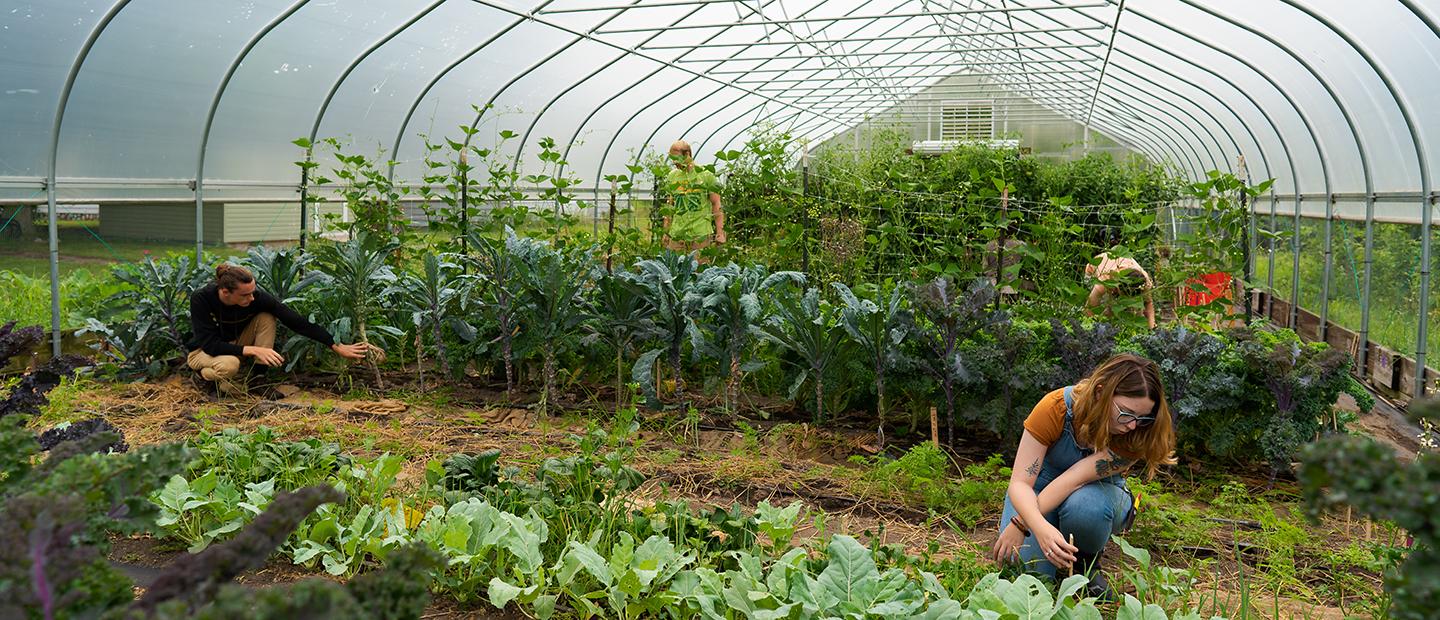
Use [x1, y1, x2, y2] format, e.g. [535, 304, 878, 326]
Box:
[1183, 272, 1232, 306]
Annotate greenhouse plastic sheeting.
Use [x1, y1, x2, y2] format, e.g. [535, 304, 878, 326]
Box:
[1, 0, 1436, 200]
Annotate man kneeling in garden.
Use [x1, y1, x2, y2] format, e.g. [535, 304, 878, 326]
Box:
[187, 263, 368, 396]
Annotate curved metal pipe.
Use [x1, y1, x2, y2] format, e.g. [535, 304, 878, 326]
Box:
[195, 0, 313, 261]
[43, 0, 136, 356]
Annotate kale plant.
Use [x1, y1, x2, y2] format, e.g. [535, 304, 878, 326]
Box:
[90, 254, 211, 375]
[833, 281, 912, 448]
[629, 251, 703, 407]
[584, 272, 657, 409]
[462, 230, 527, 396]
[1048, 317, 1117, 387]
[1130, 326, 1239, 424]
[1225, 327, 1360, 469]
[306, 234, 402, 386]
[239, 244, 322, 306]
[757, 286, 850, 424]
[0, 420, 189, 620]
[910, 277, 998, 447]
[389, 253, 469, 379]
[1299, 400, 1440, 620]
[690, 263, 804, 415]
[966, 317, 1052, 443]
[513, 235, 596, 416]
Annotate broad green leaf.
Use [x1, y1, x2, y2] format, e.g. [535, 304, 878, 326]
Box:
[816, 535, 879, 607]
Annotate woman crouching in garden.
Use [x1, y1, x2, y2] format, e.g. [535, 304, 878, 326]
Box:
[990, 353, 1175, 599]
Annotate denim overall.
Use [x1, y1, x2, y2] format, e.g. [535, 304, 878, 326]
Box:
[999, 386, 1134, 577]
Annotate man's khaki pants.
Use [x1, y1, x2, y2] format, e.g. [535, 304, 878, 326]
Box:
[187, 313, 275, 396]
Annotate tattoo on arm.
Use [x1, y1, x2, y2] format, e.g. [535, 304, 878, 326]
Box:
[1095, 450, 1131, 477]
[1025, 458, 1042, 477]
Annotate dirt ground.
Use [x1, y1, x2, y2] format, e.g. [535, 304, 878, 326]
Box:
[80, 372, 1409, 618]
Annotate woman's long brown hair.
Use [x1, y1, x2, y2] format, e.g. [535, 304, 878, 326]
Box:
[1071, 353, 1177, 478]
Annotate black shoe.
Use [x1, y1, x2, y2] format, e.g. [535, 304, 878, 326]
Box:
[1073, 551, 1116, 603]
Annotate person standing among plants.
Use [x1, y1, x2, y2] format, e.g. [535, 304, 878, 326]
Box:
[1085, 251, 1156, 329]
[187, 263, 368, 396]
[661, 140, 725, 254]
[990, 353, 1176, 600]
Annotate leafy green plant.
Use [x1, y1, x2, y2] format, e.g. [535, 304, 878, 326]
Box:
[834, 281, 911, 448]
[136, 485, 347, 614]
[152, 471, 276, 552]
[585, 273, 658, 409]
[1113, 535, 1195, 610]
[462, 230, 526, 396]
[758, 286, 850, 424]
[549, 532, 695, 619]
[690, 263, 804, 415]
[1299, 406, 1440, 620]
[303, 137, 416, 251]
[0, 418, 190, 620]
[389, 253, 470, 379]
[1049, 317, 1118, 386]
[288, 501, 411, 577]
[911, 277, 999, 446]
[629, 251, 703, 407]
[86, 253, 211, 377]
[240, 244, 322, 305]
[513, 235, 596, 415]
[1227, 326, 1361, 468]
[305, 234, 402, 385]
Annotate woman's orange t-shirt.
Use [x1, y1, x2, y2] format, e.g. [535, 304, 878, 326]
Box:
[1022, 387, 1140, 460]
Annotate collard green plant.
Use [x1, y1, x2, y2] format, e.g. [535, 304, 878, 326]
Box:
[757, 286, 850, 424]
[629, 251, 703, 407]
[833, 281, 911, 448]
[689, 263, 804, 415]
[152, 471, 276, 553]
[911, 277, 998, 447]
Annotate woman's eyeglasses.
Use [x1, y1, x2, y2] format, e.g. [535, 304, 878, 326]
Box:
[1117, 405, 1157, 428]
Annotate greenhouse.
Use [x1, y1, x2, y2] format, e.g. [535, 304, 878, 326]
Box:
[1, 1, 1438, 618]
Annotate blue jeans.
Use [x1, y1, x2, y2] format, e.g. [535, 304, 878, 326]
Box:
[1000, 480, 1131, 577]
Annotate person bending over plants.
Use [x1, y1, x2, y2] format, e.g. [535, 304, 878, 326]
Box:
[1085, 251, 1156, 329]
[990, 353, 1176, 600]
[187, 263, 367, 396]
[661, 139, 725, 254]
